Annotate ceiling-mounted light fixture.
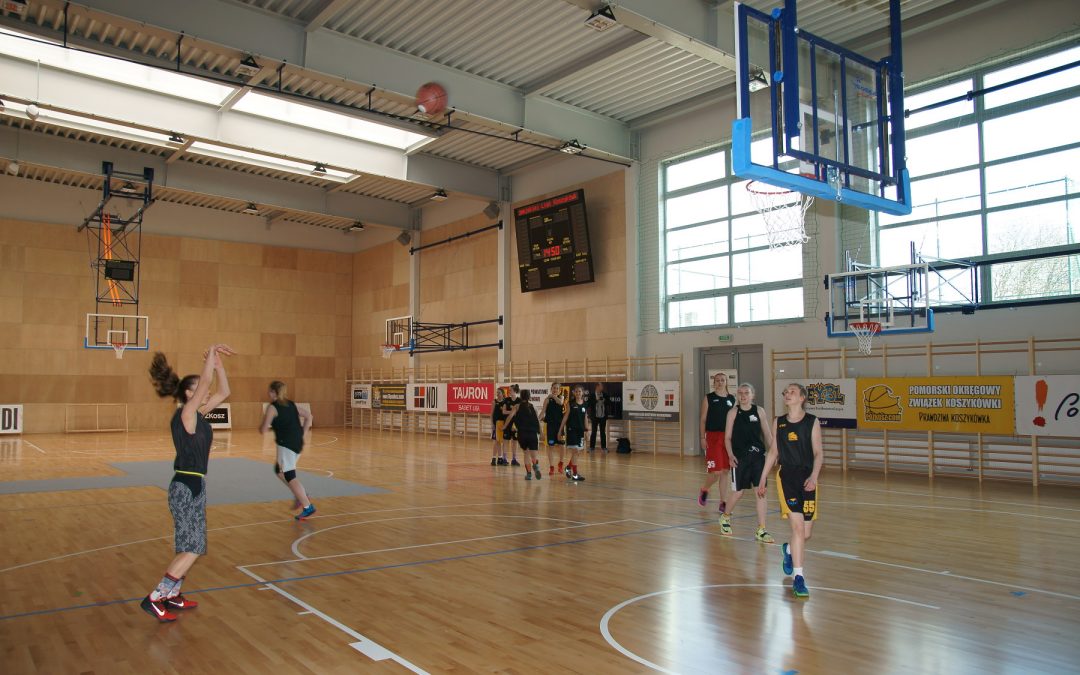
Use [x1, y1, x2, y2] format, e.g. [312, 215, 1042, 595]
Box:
[311, 163, 328, 175]
[584, 5, 617, 31]
[235, 54, 261, 78]
[559, 139, 585, 155]
[5, 161, 19, 176]
[25, 103, 40, 121]
[747, 68, 770, 93]
[167, 133, 185, 144]
[117, 181, 139, 194]
[349, 221, 365, 232]
[429, 188, 448, 202]
[241, 202, 260, 215]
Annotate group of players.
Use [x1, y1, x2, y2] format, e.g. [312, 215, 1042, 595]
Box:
[489, 383, 597, 481]
[698, 371, 823, 599]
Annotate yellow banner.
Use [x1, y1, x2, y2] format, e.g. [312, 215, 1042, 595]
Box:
[855, 377, 1015, 434]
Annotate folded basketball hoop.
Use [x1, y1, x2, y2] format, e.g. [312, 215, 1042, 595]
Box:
[746, 179, 814, 249]
[850, 321, 881, 355]
[380, 343, 400, 359]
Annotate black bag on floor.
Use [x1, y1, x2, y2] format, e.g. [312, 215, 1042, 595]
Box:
[616, 437, 632, 454]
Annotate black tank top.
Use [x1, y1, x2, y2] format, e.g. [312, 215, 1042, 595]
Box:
[271, 400, 304, 452]
[730, 404, 765, 454]
[515, 402, 540, 434]
[775, 413, 817, 469]
[704, 392, 735, 431]
[566, 401, 588, 432]
[544, 396, 564, 424]
[492, 398, 506, 422]
[171, 408, 212, 475]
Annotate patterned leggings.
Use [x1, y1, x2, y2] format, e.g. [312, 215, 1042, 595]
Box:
[169, 477, 207, 555]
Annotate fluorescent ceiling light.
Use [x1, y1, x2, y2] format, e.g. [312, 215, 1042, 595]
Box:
[0, 27, 235, 105]
[188, 141, 355, 181]
[232, 92, 428, 150]
[0, 100, 175, 145]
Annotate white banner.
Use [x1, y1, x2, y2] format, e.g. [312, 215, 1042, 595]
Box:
[406, 383, 448, 413]
[205, 403, 231, 429]
[498, 382, 554, 418]
[623, 381, 681, 421]
[350, 384, 371, 409]
[774, 379, 858, 429]
[0, 404, 22, 434]
[1016, 375, 1080, 437]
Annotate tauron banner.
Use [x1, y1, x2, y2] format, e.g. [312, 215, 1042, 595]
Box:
[350, 384, 371, 409]
[1015, 375, 1080, 437]
[372, 384, 407, 411]
[855, 377, 1015, 433]
[447, 382, 494, 414]
[407, 383, 448, 412]
[774, 379, 858, 428]
[622, 381, 681, 421]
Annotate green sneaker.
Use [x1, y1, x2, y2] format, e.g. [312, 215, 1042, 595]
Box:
[719, 513, 733, 535]
[756, 527, 775, 544]
[792, 575, 809, 598]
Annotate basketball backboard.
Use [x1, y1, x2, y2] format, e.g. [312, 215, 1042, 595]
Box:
[85, 313, 149, 354]
[733, 0, 911, 215]
[384, 315, 412, 352]
[826, 263, 934, 337]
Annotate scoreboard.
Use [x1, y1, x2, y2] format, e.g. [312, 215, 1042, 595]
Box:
[514, 189, 595, 293]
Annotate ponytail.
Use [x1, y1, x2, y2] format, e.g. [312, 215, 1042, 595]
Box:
[269, 380, 290, 404]
[149, 352, 197, 403]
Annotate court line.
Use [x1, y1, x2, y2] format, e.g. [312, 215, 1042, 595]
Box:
[832, 500, 1080, 523]
[818, 481, 1080, 513]
[666, 522, 1080, 602]
[236, 565, 428, 674]
[286, 514, 592, 560]
[23, 441, 46, 454]
[599, 583, 939, 675]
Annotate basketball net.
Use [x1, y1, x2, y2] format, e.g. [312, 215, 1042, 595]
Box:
[380, 344, 399, 359]
[850, 321, 881, 355]
[746, 180, 813, 249]
[111, 339, 127, 359]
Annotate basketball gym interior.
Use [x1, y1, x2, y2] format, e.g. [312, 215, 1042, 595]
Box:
[1, 1, 1078, 673]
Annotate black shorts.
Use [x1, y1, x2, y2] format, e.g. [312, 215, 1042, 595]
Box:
[518, 431, 539, 452]
[565, 428, 585, 449]
[546, 422, 562, 446]
[733, 445, 766, 490]
[777, 465, 818, 521]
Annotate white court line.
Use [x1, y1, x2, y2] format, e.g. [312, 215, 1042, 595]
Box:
[600, 583, 938, 674]
[653, 521, 1080, 602]
[833, 500, 1080, 523]
[236, 566, 428, 674]
[23, 441, 46, 454]
[819, 481, 1080, 513]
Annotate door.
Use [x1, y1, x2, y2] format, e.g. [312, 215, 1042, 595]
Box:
[699, 343, 766, 435]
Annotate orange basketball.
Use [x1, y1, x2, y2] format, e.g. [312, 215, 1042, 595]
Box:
[415, 82, 448, 115]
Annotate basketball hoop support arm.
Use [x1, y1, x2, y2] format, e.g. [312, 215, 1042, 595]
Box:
[408, 221, 502, 255]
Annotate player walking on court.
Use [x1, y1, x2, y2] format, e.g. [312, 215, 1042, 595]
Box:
[143, 344, 233, 622]
[260, 381, 315, 520]
[491, 388, 507, 466]
[560, 385, 589, 481]
[698, 372, 735, 511]
[721, 383, 774, 542]
[542, 383, 566, 476]
[757, 383, 822, 599]
[500, 385, 522, 466]
[505, 389, 543, 480]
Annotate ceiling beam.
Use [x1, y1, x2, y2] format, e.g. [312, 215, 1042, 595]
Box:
[305, 0, 355, 33]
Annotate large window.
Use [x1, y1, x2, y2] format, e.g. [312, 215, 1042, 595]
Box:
[661, 148, 804, 330]
[878, 42, 1080, 303]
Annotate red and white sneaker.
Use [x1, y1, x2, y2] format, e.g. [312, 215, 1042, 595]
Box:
[165, 594, 198, 610]
[141, 595, 177, 622]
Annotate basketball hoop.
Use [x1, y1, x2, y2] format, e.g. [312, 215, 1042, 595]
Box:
[380, 344, 400, 359]
[746, 179, 814, 249]
[850, 321, 881, 355]
[111, 338, 127, 359]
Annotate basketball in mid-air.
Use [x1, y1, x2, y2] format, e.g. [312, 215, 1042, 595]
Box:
[415, 82, 448, 116]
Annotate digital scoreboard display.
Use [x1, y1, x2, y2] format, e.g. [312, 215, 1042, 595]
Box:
[514, 189, 594, 293]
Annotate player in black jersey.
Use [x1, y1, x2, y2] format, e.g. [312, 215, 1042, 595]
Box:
[757, 383, 822, 599]
[261, 380, 315, 520]
[491, 388, 507, 466]
[559, 385, 590, 481]
[542, 383, 566, 476]
[698, 372, 736, 512]
[721, 383, 774, 542]
[505, 389, 543, 480]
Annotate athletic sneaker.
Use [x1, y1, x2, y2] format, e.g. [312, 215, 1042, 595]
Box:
[295, 504, 316, 521]
[498, 457, 509, 466]
[697, 490, 708, 507]
[491, 458, 498, 466]
[781, 542, 793, 576]
[510, 459, 520, 466]
[564, 465, 573, 479]
[572, 474, 585, 482]
[792, 575, 809, 598]
[755, 528, 775, 544]
[525, 472, 532, 481]
[165, 594, 198, 610]
[719, 513, 733, 535]
[533, 465, 542, 480]
[141, 595, 177, 623]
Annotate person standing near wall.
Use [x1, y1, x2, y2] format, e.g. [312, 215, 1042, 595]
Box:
[721, 383, 774, 542]
[698, 372, 735, 512]
[757, 383, 822, 599]
[560, 385, 589, 481]
[143, 344, 233, 622]
[261, 381, 315, 520]
[589, 383, 608, 452]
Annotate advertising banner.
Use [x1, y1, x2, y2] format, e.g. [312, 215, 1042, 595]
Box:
[622, 381, 681, 421]
[205, 404, 231, 429]
[0, 404, 22, 434]
[407, 383, 448, 413]
[855, 377, 1014, 434]
[372, 384, 407, 411]
[1015, 375, 1080, 437]
[447, 382, 495, 414]
[497, 382, 554, 418]
[774, 379, 858, 429]
[350, 384, 371, 409]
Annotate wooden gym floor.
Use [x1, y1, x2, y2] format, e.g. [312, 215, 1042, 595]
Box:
[0, 428, 1076, 674]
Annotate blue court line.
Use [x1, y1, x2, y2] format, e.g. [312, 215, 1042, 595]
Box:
[0, 517, 714, 622]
